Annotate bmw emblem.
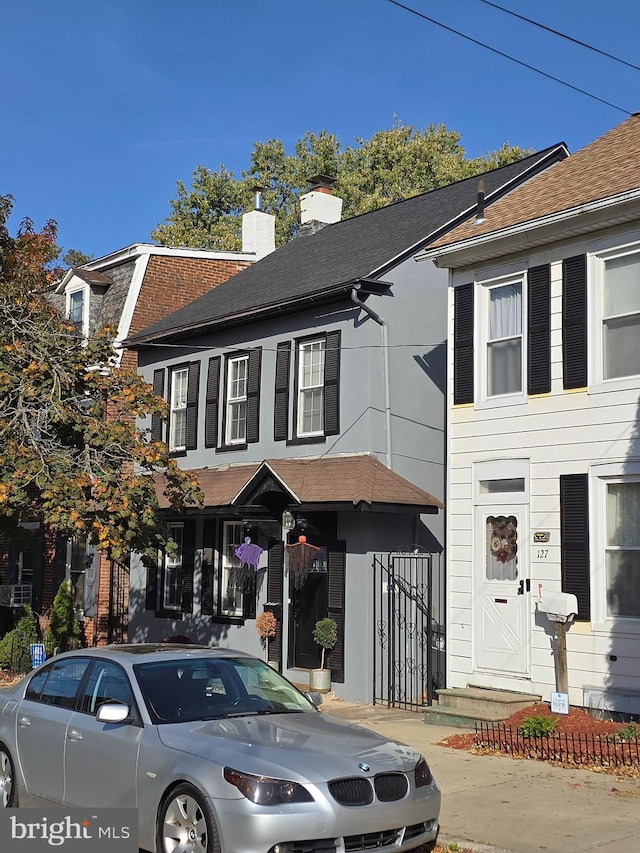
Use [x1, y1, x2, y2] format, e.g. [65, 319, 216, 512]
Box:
[358, 763, 370, 772]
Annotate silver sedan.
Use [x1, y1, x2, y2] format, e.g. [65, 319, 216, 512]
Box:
[0, 644, 440, 853]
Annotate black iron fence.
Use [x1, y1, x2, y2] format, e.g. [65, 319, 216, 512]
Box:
[476, 722, 640, 767]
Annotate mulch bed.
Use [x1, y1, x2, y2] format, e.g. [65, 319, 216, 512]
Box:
[439, 703, 640, 777]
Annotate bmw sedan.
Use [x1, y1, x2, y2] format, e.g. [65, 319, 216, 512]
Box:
[0, 644, 440, 853]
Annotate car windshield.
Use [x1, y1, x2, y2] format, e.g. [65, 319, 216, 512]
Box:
[135, 656, 316, 723]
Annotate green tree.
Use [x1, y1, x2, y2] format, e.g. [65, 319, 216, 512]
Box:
[0, 605, 40, 673]
[152, 121, 530, 249]
[0, 195, 202, 565]
[44, 580, 83, 654]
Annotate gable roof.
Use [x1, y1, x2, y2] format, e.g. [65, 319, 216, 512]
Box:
[424, 115, 640, 267]
[154, 454, 443, 512]
[125, 144, 567, 346]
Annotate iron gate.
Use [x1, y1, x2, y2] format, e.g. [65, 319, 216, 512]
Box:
[107, 559, 129, 644]
[373, 549, 445, 710]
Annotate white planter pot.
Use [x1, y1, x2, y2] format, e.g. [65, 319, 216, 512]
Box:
[309, 668, 331, 692]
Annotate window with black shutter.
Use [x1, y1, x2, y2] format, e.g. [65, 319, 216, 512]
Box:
[180, 521, 196, 613]
[201, 519, 216, 616]
[290, 331, 341, 442]
[246, 348, 262, 444]
[562, 255, 587, 389]
[527, 264, 551, 395]
[185, 362, 200, 451]
[204, 357, 221, 448]
[266, 542, 285, 668]
[560, 474, 590, 621]
[326, 543, 346, 683]
[151, 369, 165, 443]
[168, 362, 200, 453]
[454, 283, 474, 404]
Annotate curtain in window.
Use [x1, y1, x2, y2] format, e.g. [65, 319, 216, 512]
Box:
[488, 283, 522, 396]
[604, 255, 640, 379]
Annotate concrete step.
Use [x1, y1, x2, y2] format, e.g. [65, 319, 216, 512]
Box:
[434, 687, 541, 721]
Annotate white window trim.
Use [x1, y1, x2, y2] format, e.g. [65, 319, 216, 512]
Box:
[297, 338, 326, 437]
[475, 272, 527, 410]
[225, 354, 248, 446]
[473, 459, 530, 506]
[169, 367, 189, 452]
[588, 239, 640, 394]
[220, 521, 243, 617]
[162, 523, 184, 611]
[590, 461, 640, 636]
[66, 284, 89, 336]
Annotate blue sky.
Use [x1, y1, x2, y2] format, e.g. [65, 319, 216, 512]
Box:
[2, 0, 639, 260]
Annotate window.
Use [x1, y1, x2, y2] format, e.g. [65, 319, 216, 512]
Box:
[221, 521, 244, 617]
[225, 355, 248, 445]
[297, 339, 326, 436]
[68, 289, 85, 332]
[602, 252, 640, 380]
[80, 661, 135, 715]
[605, 481, 640, 619]
[25, 658, 90, 709]
[169, 367, 189, 451]
[162, 523, 184, 611]
[486, 281, 523, 397]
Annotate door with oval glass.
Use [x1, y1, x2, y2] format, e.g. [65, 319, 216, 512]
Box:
[474, 506, 530, 676]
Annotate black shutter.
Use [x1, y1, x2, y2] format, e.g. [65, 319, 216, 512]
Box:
[151, 369, 165, 442]
[274, 342, 291, 442]
[246, 348, 262, 444]
[454, 283, 474, 404]
[185, 362, 200, 450]
[145, 562, 158, 611]
[527, 264, 551, 395]
[242, 573, 257, 619]
[201, 519, 215, 616]
[324, 330, 341, 436]
[205, 357, 221, 448]
[562, 255, 587, 389]
[180, 520, 196, 614]
[560, 474, 590, 621]
[266, 542, 284, 668]
[326, 542, 346, 683]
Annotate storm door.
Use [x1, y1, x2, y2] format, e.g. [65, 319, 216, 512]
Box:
[290, 548, 328, 669]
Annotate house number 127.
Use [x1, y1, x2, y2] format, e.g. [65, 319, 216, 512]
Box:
[536, 549, 549, 559]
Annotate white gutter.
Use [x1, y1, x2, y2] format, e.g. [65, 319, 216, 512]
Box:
[416, 186, 640, 264]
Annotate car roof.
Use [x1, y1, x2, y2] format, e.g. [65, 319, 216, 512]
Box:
[52, 644, 254, 666]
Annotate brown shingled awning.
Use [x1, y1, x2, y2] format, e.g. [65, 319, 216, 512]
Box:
[154, 454, 443, 513]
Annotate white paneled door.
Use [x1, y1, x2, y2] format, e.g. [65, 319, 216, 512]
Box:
[474, 506, 530, 676]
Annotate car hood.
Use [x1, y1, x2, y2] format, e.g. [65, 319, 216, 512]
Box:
[156, 711, 421, 782]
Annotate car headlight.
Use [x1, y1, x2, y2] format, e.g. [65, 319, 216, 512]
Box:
[414, 756, 433, 787]
[223, 767, 314, 805]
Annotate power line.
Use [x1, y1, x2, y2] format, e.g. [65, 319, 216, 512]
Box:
[385, 0, 632, 116]
[479, 0, 640, 74]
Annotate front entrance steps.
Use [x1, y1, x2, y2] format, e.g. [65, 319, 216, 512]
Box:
[424, 686, 541, 729]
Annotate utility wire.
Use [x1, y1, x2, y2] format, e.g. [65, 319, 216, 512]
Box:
[385, 0, 632, 115]
[479, 0, 640, 74]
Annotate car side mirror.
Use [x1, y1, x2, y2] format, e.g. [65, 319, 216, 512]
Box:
[96, 702, 130, 724]
[304, 691, 323, 709]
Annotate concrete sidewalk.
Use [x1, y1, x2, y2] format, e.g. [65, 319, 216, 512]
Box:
[320, 697, 640, 853]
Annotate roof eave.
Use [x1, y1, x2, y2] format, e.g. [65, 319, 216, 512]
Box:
[419, 187, 640, 270]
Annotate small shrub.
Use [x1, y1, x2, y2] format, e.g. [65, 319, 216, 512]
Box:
[313, 618, 337, 669]
[517, 715, 557, 737]
[0, 605, 40, 674]
[606, 722, 639, 743]
[255, 611, 277, 646]
[44, 580, 83, 655]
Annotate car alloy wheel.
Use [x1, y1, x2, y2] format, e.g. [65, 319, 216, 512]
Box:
[157, 783, 220, 853]
[0, 746, 17, 808]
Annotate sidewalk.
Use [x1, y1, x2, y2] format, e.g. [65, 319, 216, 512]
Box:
[320, 696, 640, 853]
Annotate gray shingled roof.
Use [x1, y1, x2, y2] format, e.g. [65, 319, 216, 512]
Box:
[127, 144, 566, 345]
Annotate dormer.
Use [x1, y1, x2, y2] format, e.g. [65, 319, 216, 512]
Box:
[56, 267, 113, 336]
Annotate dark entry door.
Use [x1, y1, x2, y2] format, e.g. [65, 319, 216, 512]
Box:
[291, 573, 328, 669]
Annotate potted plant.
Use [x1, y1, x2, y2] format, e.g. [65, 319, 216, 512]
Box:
[310, 617, 337, 692]
[255, 610, 277, 662]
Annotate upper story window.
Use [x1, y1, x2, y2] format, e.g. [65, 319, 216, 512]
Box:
[487, 281, 523, 397]
[169, 367, 189, 452]
[67, 288, 86, 333]
[602, 252, 640, 381]
[225, 355, 248, 445]
[297, 339, 326, 436]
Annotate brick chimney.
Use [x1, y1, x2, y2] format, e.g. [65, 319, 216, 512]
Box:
[242, 185, 276, 259]
[299, 175, 343, 231]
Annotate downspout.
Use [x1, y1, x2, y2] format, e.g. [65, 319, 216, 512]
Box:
[351, 285, 392, 468]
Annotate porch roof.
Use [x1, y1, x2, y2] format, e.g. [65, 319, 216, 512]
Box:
[153, 453, 443, 513]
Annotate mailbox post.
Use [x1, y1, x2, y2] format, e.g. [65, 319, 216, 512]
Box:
[538, 590, 578, 698]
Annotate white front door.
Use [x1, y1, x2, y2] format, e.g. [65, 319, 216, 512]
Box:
[474, 506, 530, 676]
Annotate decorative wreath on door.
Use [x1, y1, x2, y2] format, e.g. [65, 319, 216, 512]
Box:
[488, 515, 518, 564]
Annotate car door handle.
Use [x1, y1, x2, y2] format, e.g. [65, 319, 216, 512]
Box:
[18, 716, 30, 727]
[67, 730, 83, 742]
